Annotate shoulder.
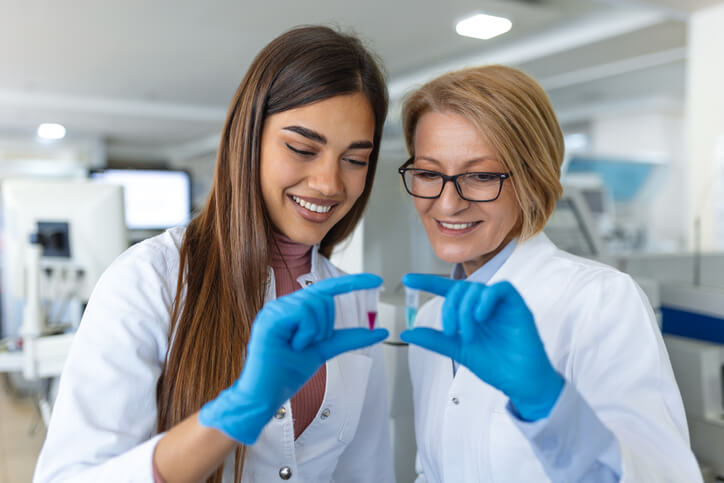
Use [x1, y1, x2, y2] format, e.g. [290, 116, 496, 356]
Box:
[101, 227, 183, 286]
[509, 233, 636, 299]
[71, 228, 187, 372]
[86, 227, 186, 330]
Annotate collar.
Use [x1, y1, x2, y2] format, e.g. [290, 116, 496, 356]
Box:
[266, 243, 324, 297]
[451, 238, 518, 284]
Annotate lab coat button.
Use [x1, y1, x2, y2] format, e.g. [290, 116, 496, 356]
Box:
[320, 408, 330, 419]
[451, 396, 460, 405]
[279, 466, 292, 480]
[305, 280, 314, 286]
[274, 406, 286, 419]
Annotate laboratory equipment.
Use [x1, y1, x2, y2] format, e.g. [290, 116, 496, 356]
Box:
[89, 168, 191, 230]
[657, 283, 724, 478]
[2, 179, 128, 336]
[365, 287, 380, 329]
[562, 173, 616, 238]
[1, 179, 127, 426]
[544, 185, 604, 257]
[405, 287, 419, 329]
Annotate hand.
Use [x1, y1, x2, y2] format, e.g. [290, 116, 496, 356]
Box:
[400, 274, 563, 421]
[199, 273, 388, 443]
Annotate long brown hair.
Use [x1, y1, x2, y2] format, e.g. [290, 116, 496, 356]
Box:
[156, 26, 388, 482]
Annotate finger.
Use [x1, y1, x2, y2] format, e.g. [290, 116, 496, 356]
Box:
[459, 283, 484, 343]
[291, 302, 321, 351]
[315, 328, 388, 361]
[324, 296, 335, 339]
[475, 281, 515, 323]
[309, 273, 383, 297]
[400, 328, 460, 360]
[441, 282, 466, 337]
[402, 273, 456, 297]
[306, 295, 328, 344]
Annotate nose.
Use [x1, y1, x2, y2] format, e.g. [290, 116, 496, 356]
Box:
[435, 178, 469, 214]
[307, 156, 344, 197]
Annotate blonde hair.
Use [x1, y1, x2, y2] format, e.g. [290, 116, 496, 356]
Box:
[401, 65, 564, 240]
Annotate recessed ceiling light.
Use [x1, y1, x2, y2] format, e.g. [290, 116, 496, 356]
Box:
[37, 123, 66, 140]
[456, 13, 512, 40]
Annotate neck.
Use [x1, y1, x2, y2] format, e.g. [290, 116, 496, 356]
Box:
[270, 231, 312, 269]
[462, 232, 516, 277]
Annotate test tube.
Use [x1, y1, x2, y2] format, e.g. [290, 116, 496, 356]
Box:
[365, 287, 379, 330]
[405, 287, 419, 329]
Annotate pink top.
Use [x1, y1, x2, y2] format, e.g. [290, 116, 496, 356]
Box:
[269, 231, 327, 440]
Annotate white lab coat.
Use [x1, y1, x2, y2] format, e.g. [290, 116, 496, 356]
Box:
[409, 233, 702, 482]
[34, 227, 394, 483]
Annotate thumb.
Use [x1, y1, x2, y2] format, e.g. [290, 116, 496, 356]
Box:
[400, 327, 460, 360]
[316, 328, 388, 361]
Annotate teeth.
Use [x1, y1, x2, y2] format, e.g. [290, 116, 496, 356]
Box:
[440, 221, 475, 230]
[292, 195, 332, 214]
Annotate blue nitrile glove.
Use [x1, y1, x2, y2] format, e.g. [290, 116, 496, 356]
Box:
[199, 273, 388, 443]
[400, 274, 563, 421]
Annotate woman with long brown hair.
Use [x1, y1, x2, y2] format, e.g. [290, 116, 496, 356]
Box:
[34, 26, 394, 483]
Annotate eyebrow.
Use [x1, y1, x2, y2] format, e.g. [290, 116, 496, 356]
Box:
[415, 155, 499, 169]
[282, 125, 373, 150]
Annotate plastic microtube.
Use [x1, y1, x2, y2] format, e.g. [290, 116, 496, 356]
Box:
[405, 287, 420, 329]
[366, 287, 379, 330]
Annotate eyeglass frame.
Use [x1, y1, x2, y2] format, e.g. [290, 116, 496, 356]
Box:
[397, 157, 512, 202]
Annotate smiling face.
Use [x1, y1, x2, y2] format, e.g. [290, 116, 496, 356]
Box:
[260, 92, 376, 246]
[412, 110, 521, 275]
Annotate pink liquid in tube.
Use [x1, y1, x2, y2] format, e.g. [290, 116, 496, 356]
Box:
[367, 311, 377, 330]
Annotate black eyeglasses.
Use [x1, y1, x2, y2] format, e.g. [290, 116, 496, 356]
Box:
[398, 158, 512, 202]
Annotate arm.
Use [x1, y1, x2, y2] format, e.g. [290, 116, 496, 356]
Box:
[153, 413, 235, 483]
[507, 382, 621, 482]
[512, 273, 701, 482]
[35, 242, 388, 482]
[401, 273, 702, 483]
[331, 343, 395, 483]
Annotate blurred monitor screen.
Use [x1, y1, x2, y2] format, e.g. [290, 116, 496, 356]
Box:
[90, 169, 191, 230]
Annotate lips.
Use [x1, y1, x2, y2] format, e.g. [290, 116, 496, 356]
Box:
[291, 195, 335, 213]
[436, 219, 481, 235]
[288, 194, 339, 222]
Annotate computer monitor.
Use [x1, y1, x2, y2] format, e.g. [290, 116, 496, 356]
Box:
[89, 169, 191, 230]
[1, 179, 128, 336]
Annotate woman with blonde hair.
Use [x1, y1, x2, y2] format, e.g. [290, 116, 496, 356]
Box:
[34, 26, 394, 483]
[398, 65, 701, 482]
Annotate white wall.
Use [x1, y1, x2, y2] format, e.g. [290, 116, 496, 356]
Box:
[685, 2, 724, 250]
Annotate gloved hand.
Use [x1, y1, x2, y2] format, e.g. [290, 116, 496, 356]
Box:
[400, 274, 563, 421]
[199, 273, 388, 443]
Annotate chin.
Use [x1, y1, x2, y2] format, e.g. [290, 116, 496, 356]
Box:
[431, 243, 472, 265]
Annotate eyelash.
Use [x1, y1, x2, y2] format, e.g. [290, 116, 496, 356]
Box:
[285, 143, 368, 167]
[286, 143, 315, 156]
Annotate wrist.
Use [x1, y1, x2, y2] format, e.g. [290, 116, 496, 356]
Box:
[511, 372, 565, 422]
[198, 390, 275, 444]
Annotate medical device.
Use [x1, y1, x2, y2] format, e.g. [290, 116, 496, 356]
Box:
[2, 179, 127, 336]
[544, 185, 604, 257]
[89, 168, 191, 231]
[405, 287, 420, 329]
[366, 287, 380, 329]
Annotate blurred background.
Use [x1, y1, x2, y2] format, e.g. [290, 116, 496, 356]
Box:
[1, 0, 724, 481]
